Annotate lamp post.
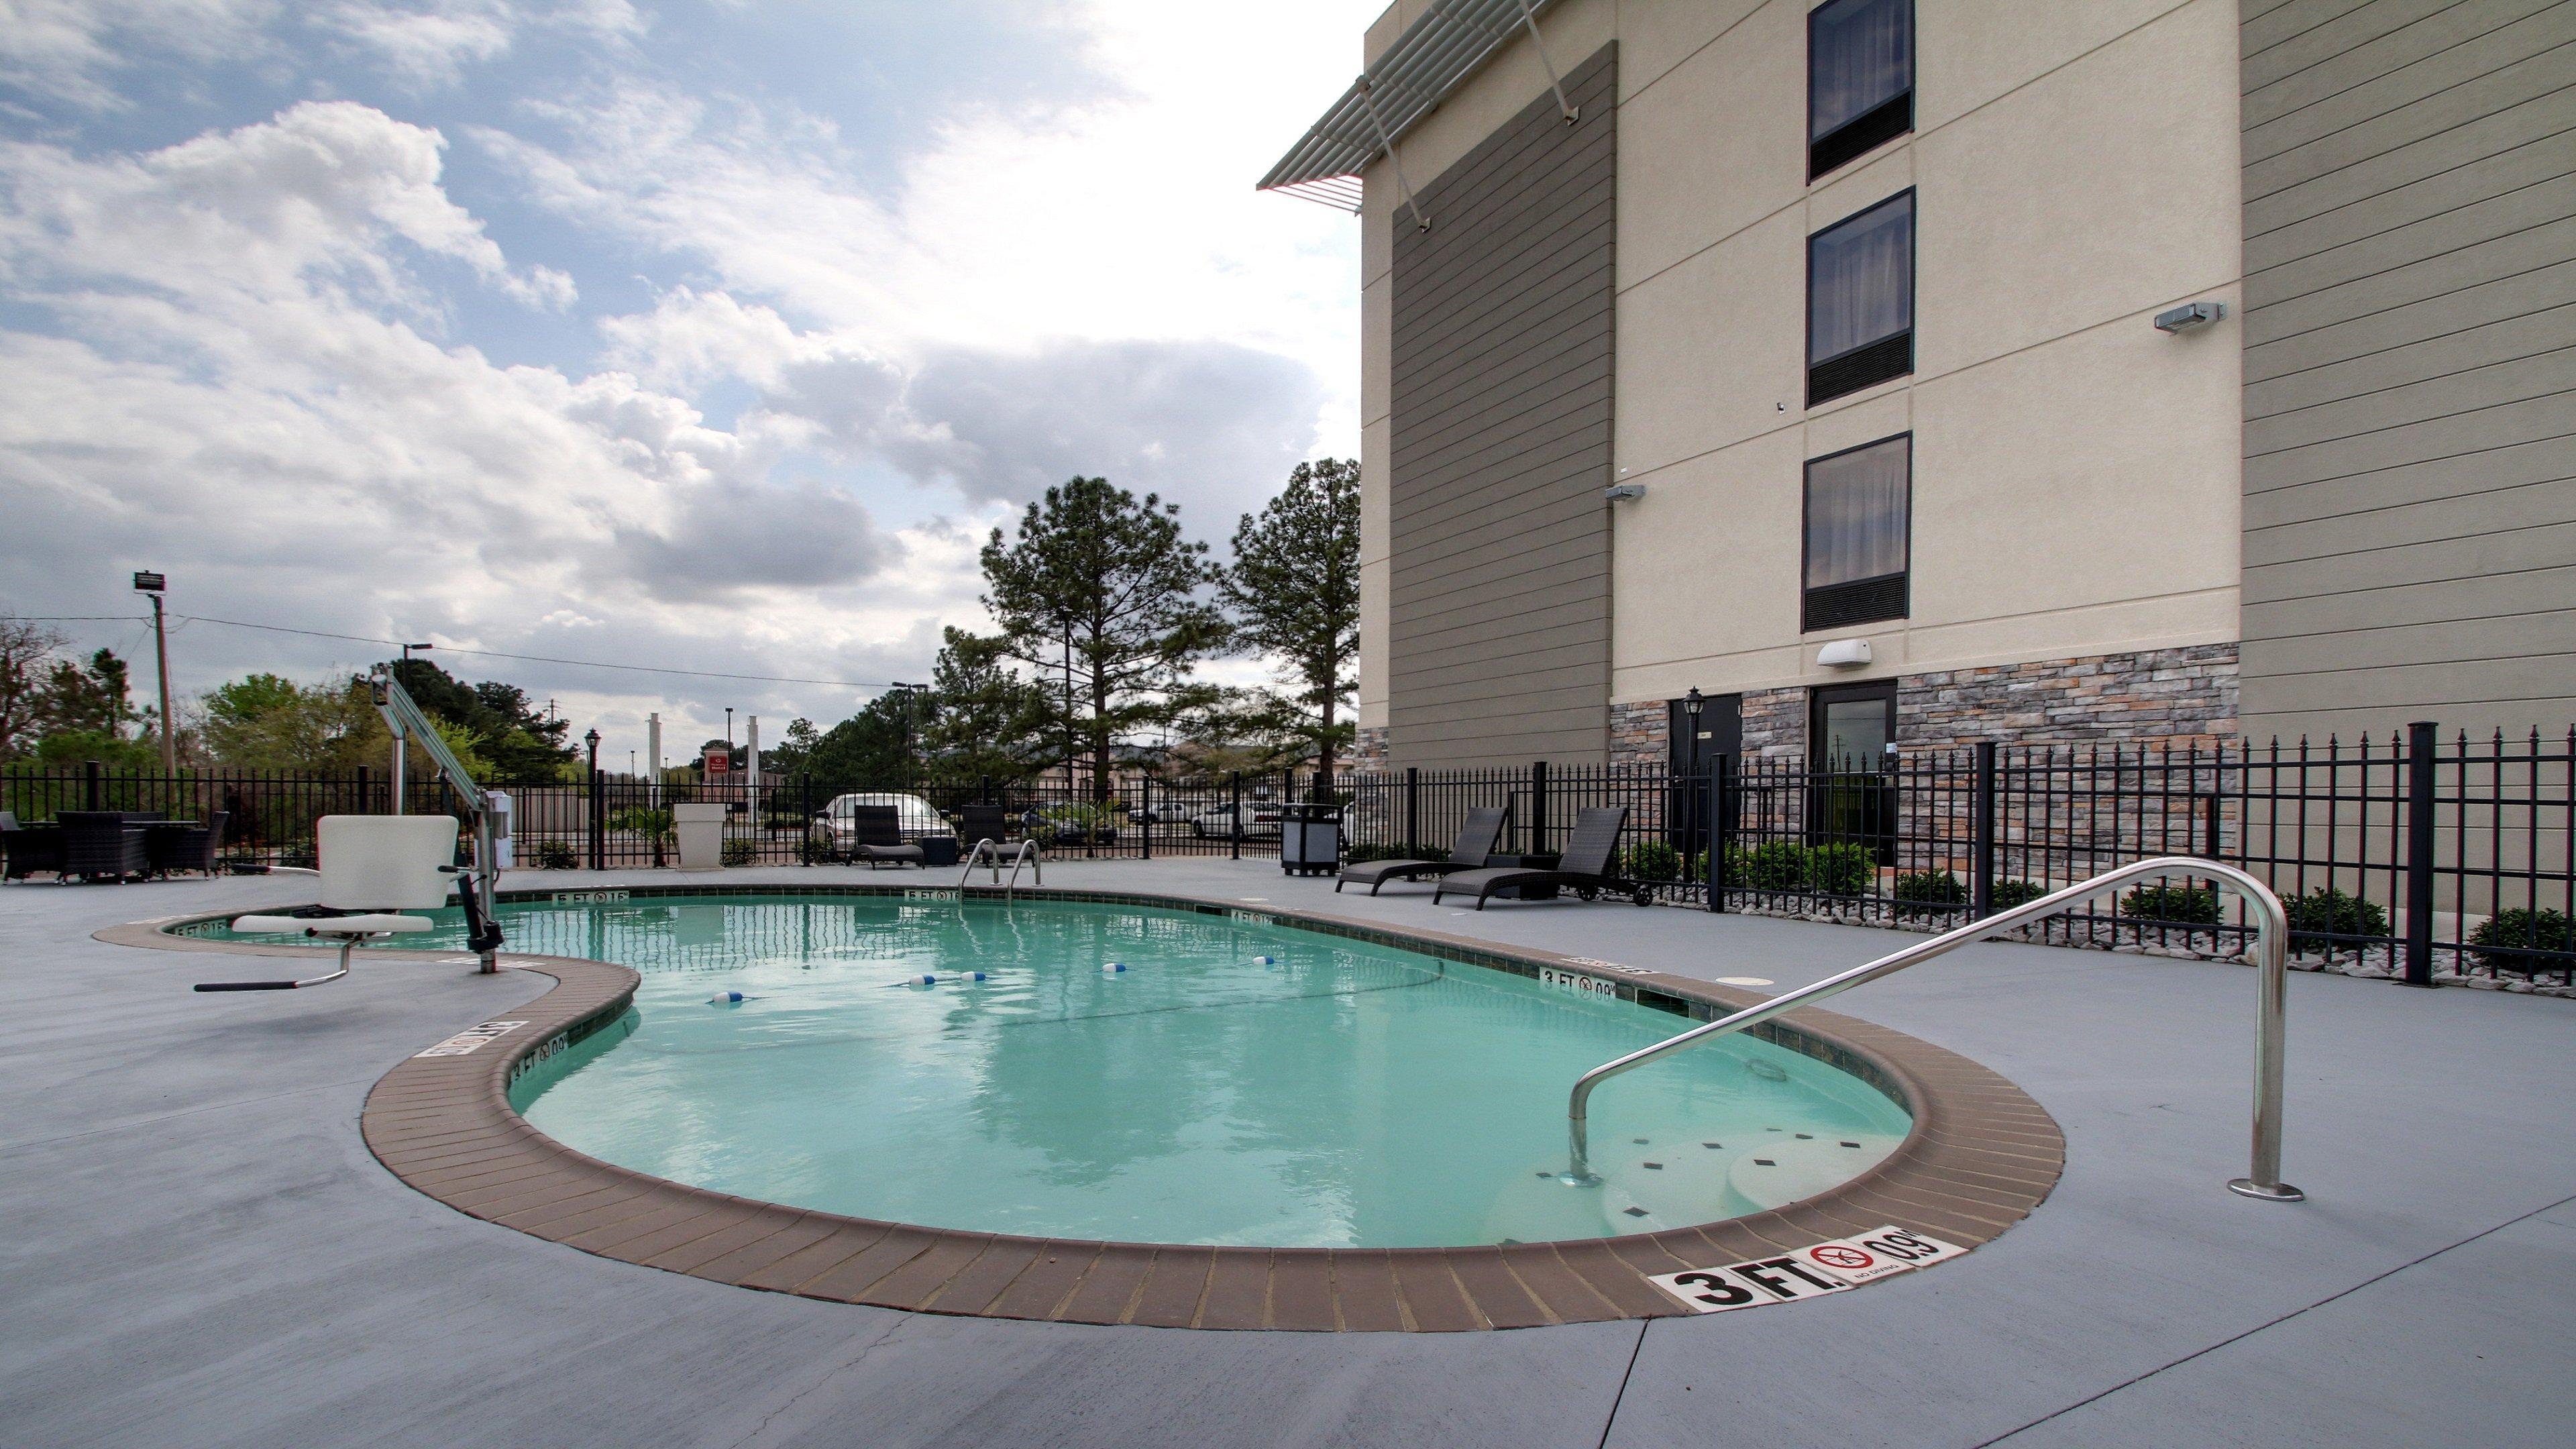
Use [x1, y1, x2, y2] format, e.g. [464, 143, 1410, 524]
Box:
[724, 708, 734, 748]
[131, 572, 174, 775]
[391, 642, 432, 811]
[584, 728, 603, 871]
[891, 682, 926, 773]
[1681, 688, 1707, 863]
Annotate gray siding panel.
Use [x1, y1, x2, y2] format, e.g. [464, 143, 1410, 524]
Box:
[1387, 44, 1618, 768]
[2240, 0, 2576, 741]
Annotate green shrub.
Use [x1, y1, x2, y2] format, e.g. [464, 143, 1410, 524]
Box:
[1807, 843, 1876, 896]
[2121, 881, 2221, 925]
[1892, 870, 1967, 919]
[1717, 841, 1874, 895]
[530, 839, 578, 870]
[2467, 908, 2575, 974]
[1620, 840, 1684, 881]
[1728, 842, 1811, 891]
[721, 837, 758, 867]
[1990, 879, 2049, 910]
[799, 835, 834, 865]
[2282, 887, 2389, 949]
[606, 806, 673, 842]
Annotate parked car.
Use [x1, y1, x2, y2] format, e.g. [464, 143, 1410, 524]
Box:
[1190, 802, 1282, 840]
[810, 793, 954, 859]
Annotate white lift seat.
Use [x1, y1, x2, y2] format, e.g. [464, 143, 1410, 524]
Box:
[201, 816, 460, 992]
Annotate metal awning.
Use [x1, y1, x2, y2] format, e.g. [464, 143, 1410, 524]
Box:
[1257, 0, 1569, 214]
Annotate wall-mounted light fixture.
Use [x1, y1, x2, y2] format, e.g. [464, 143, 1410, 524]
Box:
[1603, 484, 1646, 502]
[2154, 301, 2225, 333]
[1816, 639, 1872, 669]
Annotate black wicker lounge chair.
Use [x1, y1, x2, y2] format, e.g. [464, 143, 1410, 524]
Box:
[1430, 806, 1648, 910]
[61, 811, 151, 883]
[1, 812, 66, 881]
[149, 810, 228, 878]
[848, 804, 926, 868]
[1336, 806, 1509, 895]
[958, 804, 1010, 849]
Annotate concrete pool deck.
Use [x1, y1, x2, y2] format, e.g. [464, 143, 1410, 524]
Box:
[5, 858, 2573, 1447]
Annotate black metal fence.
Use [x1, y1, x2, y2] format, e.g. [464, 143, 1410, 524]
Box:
[1333, 728, 2573, 987]
[7, 726, 2567, 986]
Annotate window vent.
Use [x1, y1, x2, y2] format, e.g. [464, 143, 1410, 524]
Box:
[1810, 92, 1911, 179]
[1808, 332, 1912, 406]
[1803, 573, 1908, 632]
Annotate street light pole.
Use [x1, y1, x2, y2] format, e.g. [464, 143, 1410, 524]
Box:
[131, 572, 174, 774]
[392, 642, 433, 812]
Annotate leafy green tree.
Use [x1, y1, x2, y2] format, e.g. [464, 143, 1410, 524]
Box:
[199, 673, 389, 771]
[923, 627, 1054, 784]
[795, 693, 924, 798]
[36, 649, 138, 739]
[386, 658, 576, 779]
[1217, 459, 1362, 777]
[980, 477, 1226, 801]
[0, 615, 68, 761]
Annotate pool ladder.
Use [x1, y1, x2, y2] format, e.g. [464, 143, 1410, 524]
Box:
[1564, 856, 2304, 1203]
[958, 838, 1042, 902]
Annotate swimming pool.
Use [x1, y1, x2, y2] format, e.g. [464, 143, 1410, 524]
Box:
[215, 893, 1911, 1249]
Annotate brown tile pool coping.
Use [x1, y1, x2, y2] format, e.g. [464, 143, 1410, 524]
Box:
[107, 883, 2063, 1331]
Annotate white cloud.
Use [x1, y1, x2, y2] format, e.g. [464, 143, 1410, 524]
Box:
[0, 102, 928, 742]
[0, 0, 280, 110]
[0, 100, 573, 312]
[317, 0, 643, 89]
[0, 0, 1382, 753]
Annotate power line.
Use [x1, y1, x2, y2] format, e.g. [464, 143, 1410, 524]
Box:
[7, 612, 892, 690]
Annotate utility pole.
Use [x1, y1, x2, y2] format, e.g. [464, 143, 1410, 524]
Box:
[131, 572, 175, 774]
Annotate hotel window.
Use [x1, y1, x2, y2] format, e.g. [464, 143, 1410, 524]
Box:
[1803, 434, 1910, 631]
[1809, 0, 1913, 179]
[1807, 189, 1913, 405]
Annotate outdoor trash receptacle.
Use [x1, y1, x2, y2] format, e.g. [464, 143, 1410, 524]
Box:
[673, 802, 730, 871]
[1279, 802, 1342, 877]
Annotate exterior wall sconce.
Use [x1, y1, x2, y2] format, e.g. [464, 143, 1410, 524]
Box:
[1817, 639, 1872, 669]
[2154, 301, 2225, 332]
[1603, 484, 1646, 502]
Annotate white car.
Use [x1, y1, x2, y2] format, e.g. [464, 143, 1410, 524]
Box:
[1189, 802, 1282, 840]
[810, 792, 951, 855]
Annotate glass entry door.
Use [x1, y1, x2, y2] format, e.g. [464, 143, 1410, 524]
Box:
[1810, 680, 1897, 865]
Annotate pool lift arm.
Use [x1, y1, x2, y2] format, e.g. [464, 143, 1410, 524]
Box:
[372, 666, 506, 973]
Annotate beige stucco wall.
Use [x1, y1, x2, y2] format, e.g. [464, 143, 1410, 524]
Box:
[1356, 0, 2245, 729]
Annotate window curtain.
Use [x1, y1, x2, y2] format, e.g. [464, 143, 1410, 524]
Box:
[1808, 192, 1913, 364]
[1810, 0, 1913, 140]
[1805, 437, 1910, 588]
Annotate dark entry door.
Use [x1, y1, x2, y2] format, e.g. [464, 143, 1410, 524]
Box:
[1809, 680, 1897, 865]
[1666, 694, 1741, 860]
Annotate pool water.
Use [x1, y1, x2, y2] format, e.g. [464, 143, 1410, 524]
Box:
[217, 895, 1909, 1248]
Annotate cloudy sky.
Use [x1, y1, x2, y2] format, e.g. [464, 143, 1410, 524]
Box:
[0, 0, 1375, 760]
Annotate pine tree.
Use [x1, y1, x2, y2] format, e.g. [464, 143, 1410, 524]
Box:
[1218, 459, 1362, 777]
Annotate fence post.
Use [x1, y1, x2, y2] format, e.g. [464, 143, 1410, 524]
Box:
[1140, 773, 1152, 861]
[356, 764, 373, 816]
[587, 765, 605, 872]
[1531, 760, 1549, 858]
[1707, 756, 1732, 914]
[1230, 771, 1242, 862]
[85, 759, 103, 812]
[2404, 720, 2438, 988]
[979, 775, 991, 808]
[1405, 766, 1421, 855]
[1972, 741, 1998, 919]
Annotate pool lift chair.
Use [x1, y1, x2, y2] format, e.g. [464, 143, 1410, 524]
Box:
[195, 668, 506, 991]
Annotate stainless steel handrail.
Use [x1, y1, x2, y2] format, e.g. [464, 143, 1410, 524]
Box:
[1564, 856, 2303, 1202]
[956, 839, 1042, 901]
[1004, 839, 1041, 898]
